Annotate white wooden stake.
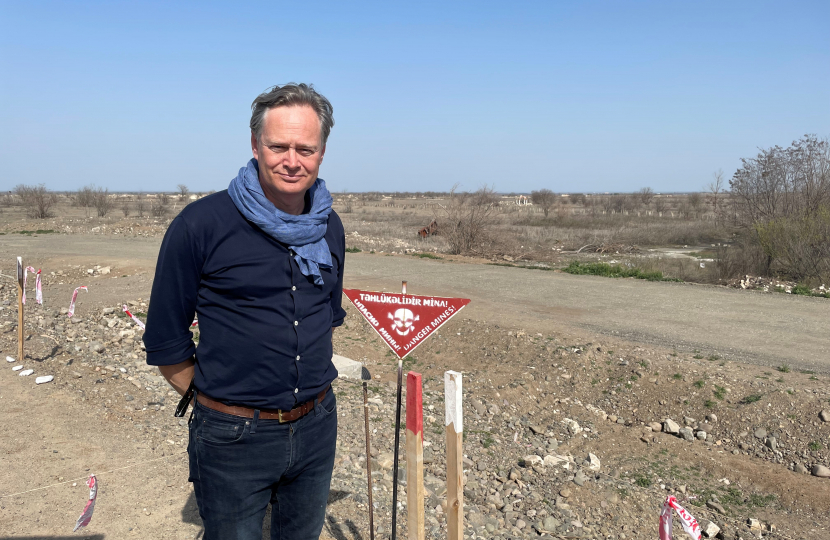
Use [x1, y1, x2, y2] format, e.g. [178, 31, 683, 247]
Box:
[444, 370, 463, 540]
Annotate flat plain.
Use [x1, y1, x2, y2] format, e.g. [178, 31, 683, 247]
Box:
[0, 198, 828, 539]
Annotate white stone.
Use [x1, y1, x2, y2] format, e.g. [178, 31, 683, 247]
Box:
[35, 375, 53, 384]
[701, 520, 721, 538]
[563, 418, 582, 434]
[586, 453, 601, 472]
[663, 418, 680, 434]
[543, 454, 570, 467]
[19, 369, 34, 376]
[332, 354, 363, 380]
[523, 455, 543, 467]
[6, 356, 15, 363]
[12, 365, 23, 371]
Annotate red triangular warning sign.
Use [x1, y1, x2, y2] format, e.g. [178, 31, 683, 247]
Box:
[342, 288, 471, 359]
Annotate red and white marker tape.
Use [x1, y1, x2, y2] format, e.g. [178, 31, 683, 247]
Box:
[659, 495, 701, 540]
[67, 286, 88, 318]
[73, 474, 98, 532]
[122, 305, 145, 329]
[22, 267, 42, 305]
[122, 305, 195, 329]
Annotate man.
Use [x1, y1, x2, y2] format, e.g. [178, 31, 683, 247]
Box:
[143, 83, 346, 540]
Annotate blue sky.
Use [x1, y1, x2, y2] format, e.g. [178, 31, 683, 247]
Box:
[1, 1, 828, 194]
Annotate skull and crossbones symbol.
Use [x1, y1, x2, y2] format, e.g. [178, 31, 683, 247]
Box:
[388, 308, 419, 336]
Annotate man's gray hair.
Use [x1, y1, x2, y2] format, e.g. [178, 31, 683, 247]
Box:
[250, 83, 334, 145]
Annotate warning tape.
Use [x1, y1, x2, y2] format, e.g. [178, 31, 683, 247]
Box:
[572, 452, 804, 540]
[122, 304, 145, 329]
[23, 267, 42, 305]
[0, 451, 187, 499]
[67, 286, 87, 317]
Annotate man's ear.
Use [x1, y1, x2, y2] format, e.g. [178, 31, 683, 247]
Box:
[251, 132, 259, 160]
[319, 144, 326, 162]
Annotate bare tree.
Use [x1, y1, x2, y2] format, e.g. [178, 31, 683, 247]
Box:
[14, 184, 57, 219]
[638, 187, 655, 208]
[730, 135, 830, 280]
[439, 185, 498, 255]
[611, 194, 626, 214]
[530, 189, 557, 218]
[73, 185, 96, 208]
[177, 184, 189, 201]
[151, 193, 171, 217]
[707, 169, 725, 223]
[136, 193, 146, 217]
[93, 187, 114, 217]
[654, 197, 666, 215]
[730, 135, 830, 226]
[688, 192, 703, 216]
[121, 201, 131, 217]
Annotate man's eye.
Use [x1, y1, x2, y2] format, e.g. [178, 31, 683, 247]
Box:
[299, 150, 314, 156]
[270, 146, 287, 152]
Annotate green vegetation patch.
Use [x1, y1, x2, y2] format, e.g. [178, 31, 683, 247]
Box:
[16, 229, 55, 235]
[488, 262, 554, 271]
[410, 252, 442, 259]
[345, 246, 362, 253]
[563, 261, 680, 282]
[741, 393, 762, 404]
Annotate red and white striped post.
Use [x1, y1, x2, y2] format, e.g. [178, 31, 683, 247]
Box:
[405, 371, 424, 540]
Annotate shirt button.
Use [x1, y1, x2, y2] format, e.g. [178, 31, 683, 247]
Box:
[294, 388, 299, 394]
[296, 355, 301, 361]
[294, 320, 299, 326]
[292, 286, 297, 291]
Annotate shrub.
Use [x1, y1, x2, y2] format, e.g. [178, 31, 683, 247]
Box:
[93, 187, 114, 217]
[754, 206, 830, 282]
[438, 185, 498, 255]
[136, 193, 146, 217]
[14, 184, 57, 219]
[530, 189, 556, 218]
[73, 185, 96, 208]
[151, 194, 171, 218]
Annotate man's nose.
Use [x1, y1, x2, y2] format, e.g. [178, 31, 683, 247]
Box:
[285, 148, 300, 169]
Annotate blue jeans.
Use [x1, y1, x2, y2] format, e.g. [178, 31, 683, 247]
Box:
[187, 390, 337, 540]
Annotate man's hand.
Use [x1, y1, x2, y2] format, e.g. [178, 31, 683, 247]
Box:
[158, 357, 195, 396]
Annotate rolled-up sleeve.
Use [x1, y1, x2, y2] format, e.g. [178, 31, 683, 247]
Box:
[143, 216, 203, 366]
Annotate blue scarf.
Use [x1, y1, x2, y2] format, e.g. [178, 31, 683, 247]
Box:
[228, 159, 333, 285]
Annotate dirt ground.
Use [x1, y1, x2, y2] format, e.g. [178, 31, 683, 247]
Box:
[0, 206, 829, 539]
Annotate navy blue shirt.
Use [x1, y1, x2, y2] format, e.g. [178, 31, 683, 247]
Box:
[143, 190, 347, 410]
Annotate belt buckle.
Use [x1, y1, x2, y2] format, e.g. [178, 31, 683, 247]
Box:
[278, 409, 285, 423]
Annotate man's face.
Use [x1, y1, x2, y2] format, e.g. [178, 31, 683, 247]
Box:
[251, 105, 325, 209]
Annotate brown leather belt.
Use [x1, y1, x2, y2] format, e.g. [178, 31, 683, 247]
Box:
[196, 387, 328, 423]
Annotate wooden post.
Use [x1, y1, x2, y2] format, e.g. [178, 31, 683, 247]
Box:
[391, 359, 403, 540]
[16, 257, 24, 363]
[406, 371, 424, 540]
[444, 370, 463, 540]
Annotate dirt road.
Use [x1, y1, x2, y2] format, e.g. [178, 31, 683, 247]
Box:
[3, 234, 828, 372]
